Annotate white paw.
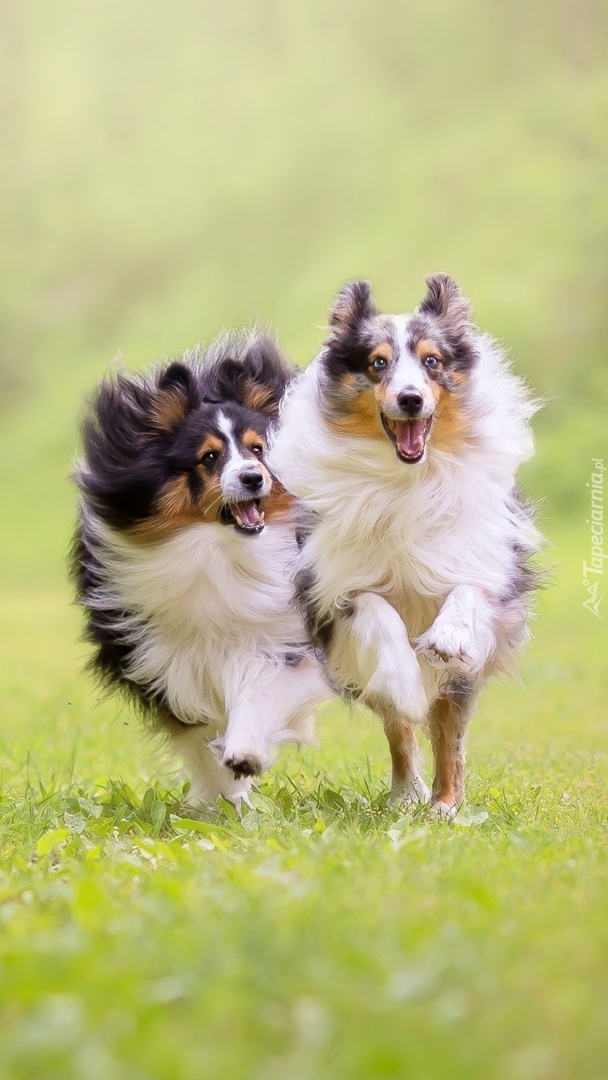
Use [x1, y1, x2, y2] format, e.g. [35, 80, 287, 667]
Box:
[417, 620, 490, 676]
[391, 774, 432, 807]
[417, 586, 495, 676]
[367, 660, 428, 723]
[429, 799, 459, 820]
[212, 732, 271, 781]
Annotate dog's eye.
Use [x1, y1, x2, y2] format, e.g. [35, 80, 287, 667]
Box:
[370, 356, 388, 373]
[200, 451, 219, 467]
[423, 355, 440, 370]
[250, 444, 264, 457]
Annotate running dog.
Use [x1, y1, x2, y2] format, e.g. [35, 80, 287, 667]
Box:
[269, 275, 542, 816]
[72, 332, 329, 807]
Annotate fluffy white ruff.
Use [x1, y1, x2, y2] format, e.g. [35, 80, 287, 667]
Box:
[268, 333, 543, 714]
[87, 515, 328, 805]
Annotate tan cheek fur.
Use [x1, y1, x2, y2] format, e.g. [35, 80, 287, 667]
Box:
[414, 340, 472, 453]
[328, 387, 386, 440]
[326, 369, 388, 441]
[327, 358, 473, 455]
[240, 432, 287, 515]
[263, 480, 294, 523]
[129, 472, 224, 541]
[429, 374, 473, 454]
[242, 427, 293, 520]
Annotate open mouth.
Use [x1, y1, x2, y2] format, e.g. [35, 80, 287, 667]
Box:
[381, 415, 433, 463]
[219, 500, 265, 534]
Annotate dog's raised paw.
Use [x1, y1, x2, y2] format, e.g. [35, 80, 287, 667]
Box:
[419, 644, 477, 674]
[416, 623, 481, 675]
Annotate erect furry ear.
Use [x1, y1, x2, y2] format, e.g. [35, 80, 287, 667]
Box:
[329, 280, 377, 329]
[241, 377, 281, 417]
[418, 274, 472, 330]
[158, 361, 194, 395]
[153, 362, 198, 431]
[201, 336, 294, 419]
[239, 337, 294, 418]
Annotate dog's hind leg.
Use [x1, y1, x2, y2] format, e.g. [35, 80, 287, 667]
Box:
[367, 694, 431, 806]
[428, 678, 477, 819]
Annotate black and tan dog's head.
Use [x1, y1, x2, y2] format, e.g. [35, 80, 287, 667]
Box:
[321, 274, 478, 463]
[78, 334, 294, 539]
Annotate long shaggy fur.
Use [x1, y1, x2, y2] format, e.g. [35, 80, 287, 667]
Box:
[71, 330, 329, 807]
[269, 275, 544, 815]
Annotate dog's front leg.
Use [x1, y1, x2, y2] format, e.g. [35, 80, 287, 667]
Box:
[332, 592, 428, 723]
[218, 659, 325, 782]
[165, 720, 254, 812]
[366, 694, 431, 805]
[416, 584, 496, 677]
[219, 696, 273, 782]
[428, 680, 478, 818]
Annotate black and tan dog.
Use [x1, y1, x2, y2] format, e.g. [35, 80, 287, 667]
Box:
[72, 332, 329, 807]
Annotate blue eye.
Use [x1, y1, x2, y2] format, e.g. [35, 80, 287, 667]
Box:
[423, 355, 440, 370]
[371, 356, 388, 373]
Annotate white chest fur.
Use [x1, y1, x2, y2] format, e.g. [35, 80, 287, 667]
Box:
[269, 340, 542, 629]
[89, 517, 306, 723]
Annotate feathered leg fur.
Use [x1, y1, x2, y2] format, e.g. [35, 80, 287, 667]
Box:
[330, 592, 428, 723]
[428, 679, 478, 818]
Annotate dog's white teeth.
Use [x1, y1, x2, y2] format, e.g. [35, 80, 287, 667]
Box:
[235, 514, 243, 527]
[260, 511, 265, 522]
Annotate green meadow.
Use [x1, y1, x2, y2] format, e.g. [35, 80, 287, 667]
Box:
[0, 2, 606, 1077]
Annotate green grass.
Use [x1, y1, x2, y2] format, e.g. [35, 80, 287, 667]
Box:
[1, 1, 607, 1076]
[1, 525, 607, 1079]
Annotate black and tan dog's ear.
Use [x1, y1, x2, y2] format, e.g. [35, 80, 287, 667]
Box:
[239, 337, 294, 418]
[329, 280, 377, 329]
[241, 377, 281, 417]
[153, 362, 198, 431]
[418, 274, 472, 333]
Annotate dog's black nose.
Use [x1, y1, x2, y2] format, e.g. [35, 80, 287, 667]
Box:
[396, 389, 424, 416]
[240, 470, 264, 492]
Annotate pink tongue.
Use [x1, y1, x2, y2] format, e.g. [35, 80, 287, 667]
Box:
[396, 419, 427, 458]
[235, 501, 263, 528]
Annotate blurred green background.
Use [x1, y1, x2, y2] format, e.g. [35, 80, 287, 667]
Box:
[1, 0, 607, 590]
[1, 4, 607, 1078]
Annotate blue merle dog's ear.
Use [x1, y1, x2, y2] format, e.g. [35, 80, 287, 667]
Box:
[153, 362, 198, 431]
[329, 280, 378, 330]
[418, 274, 472, 333]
